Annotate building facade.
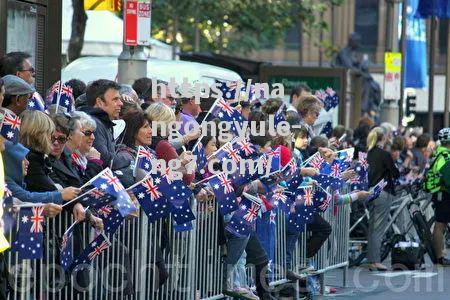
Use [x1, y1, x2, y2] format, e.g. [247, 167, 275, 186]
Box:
[0, 0, 62, 94]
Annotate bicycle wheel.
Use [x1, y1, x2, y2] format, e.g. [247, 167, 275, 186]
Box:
[412, 211, 437, 263]
[380, 228, 395, 263]
[348, 221, 368, 267]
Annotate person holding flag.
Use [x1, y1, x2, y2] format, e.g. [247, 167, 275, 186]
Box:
[366, 127, 400, 271]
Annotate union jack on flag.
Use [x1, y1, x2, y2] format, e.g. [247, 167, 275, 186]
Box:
[88, 239, 110, 261]
[97, 205, 113, 218]
[217, 99, 235, 117]
[0, 110, 21, 143]
[236, 138, 255, 157]
[331, 163, 341, 178]
[303, 188, 314, 206]
[243, 202, 260, 222]
[30, 207, 45, 233]
[308, 153, 325, 170]
[142, 177, 162, 201]
[359, 152, 368, 170]
[218, 173, 234, 194]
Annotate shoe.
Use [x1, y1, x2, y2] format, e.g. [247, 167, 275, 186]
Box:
[436, 257, 450, 266]
[286, 270, 305, 281]
[368, 263, 388, 271]
[241, 288, 260, 300]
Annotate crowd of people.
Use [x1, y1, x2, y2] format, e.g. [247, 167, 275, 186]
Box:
[0, 51, 449, 300]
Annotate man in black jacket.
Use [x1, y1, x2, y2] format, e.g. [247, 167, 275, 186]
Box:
[81, 79, 123, 169]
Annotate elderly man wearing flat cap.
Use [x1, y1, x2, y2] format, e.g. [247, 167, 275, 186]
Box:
[1, 75, 35, 116]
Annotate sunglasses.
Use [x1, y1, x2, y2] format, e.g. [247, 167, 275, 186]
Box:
[82, 130, 95, 137]
[19, 67, 35, 74]
[51, 136, 68, 144]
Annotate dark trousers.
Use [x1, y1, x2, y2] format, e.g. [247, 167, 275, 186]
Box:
[306, 213, 332, 258]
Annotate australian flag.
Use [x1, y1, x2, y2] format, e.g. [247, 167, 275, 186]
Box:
[130, 176, 171, 222]
[366, 179, 388, 203]
[93, 204, 125, 235]
[315, 88, 339, 111]
[230, 153, 262, 186]
[215, 139, 242, 163]
[88, 168, 126, 197]
[416, 0, 450, 18]
[320, 121, 333, 137]
[274, 104, 286, 125]
[288, 202, 316, 232]
[27, 92, 45, 111]
[79, 188, 116, 210]
[211, 100, 246, 135]
[71, 234, 111, 271]
[135, 146, 156, 173]
[11, 206, 45, 259]
[256, 210, 276, 280]
[50, 82, 74, 113]
[271, 190, 293, 213]
[349, 162, 368, 191]
[0, 110, 21, 143]
[235, 138, 256, 158]
[2, 186, 15, 232]
[60, 222, 76, 270]
[226, 196, 261, 238]
[193, 142, 207, 170]
[217, 80, 256, 102]
[209, 173, 239, 215]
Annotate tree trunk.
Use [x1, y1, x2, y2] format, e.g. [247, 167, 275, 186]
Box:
[172, 12, 178, 59]
[67, 0, 87, 63]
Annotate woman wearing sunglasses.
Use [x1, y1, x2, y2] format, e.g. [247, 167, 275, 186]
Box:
[68, 111, 103, 182]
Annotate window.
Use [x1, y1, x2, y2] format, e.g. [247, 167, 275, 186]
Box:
[354, 0, 379, 55]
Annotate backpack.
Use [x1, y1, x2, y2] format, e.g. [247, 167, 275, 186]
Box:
[424, 151, 450, 193]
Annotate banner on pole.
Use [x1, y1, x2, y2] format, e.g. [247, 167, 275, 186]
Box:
[384, 52, 402, 100]
[124, 0, 152, 46]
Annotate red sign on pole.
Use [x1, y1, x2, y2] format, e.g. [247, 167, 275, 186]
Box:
[124, 1, 138, 46]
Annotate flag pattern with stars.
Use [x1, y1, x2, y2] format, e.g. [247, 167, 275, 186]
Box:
[208, 173, 239, 215]
[271, 191, 292, 213]
[93, 205, 125, 235]
[320, 121, 333, 137]
[235, 138, 256, 158]
[0, 110, 21, 143]
[27, 92, 45, 111]
[130, 176, 171, 223]
[349, 162, 368, 191]
[217, 80, 256, 102]
[60, 222, 76, 270]
[135, 146, 156, 172]
[226, 196, 261, 238]
[315, 88, 339, 111]
[2, 185, 15, 232]
[155, 175, 196, 226]
[212, 103, 246, 136]
[11, 207, 44, 259]
[287, 203, 316, 232]
[89, 168, 125, 197]
[312, 173, 343, 191]
[366, 179, 388, 203]
[50, 82, 74, 113]
[274, 104, 286, 125]
[71, 234, 111, 271]
[307, 153, 326, 170]
[193, 142, 207, 170]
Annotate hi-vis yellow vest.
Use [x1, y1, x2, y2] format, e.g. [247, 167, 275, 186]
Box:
[0, 151, 10, 253]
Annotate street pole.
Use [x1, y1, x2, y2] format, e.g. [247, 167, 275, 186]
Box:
[381, 0, 400, 126]
[445, 20, 450, 128]
[428, 17, 437, 135]
[118, 45, 147, 85]
[399, 0, 408, 123]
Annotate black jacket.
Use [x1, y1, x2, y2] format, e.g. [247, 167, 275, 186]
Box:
[367, 145, 400, 194]
[79, 106, 117, 169]
[24, 149, 58, 193]
[49, 148, 82, 188]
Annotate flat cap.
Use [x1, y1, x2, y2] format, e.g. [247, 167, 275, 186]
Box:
[2, 75, 35, 96]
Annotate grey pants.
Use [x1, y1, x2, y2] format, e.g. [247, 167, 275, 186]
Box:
[367, 191, 392, 263]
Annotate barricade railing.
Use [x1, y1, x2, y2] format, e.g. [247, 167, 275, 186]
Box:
[3, 192, 350, 299]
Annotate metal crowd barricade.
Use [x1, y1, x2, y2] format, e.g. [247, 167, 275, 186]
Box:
[4, 192, 350, 299]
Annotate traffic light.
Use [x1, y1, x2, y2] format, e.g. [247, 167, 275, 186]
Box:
[405, 93, 416, 117]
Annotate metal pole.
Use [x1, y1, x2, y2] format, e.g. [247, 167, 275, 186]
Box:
[445, 20, 450, 128]
[399, 0, 408, 123]
[428, 17, 437, 134]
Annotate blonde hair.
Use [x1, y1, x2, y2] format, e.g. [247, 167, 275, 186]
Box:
[367, 127, 385, 151]
[145, 102, 176, 136]
[296, 95, 323, 117]
[20, 110, 55, 154]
